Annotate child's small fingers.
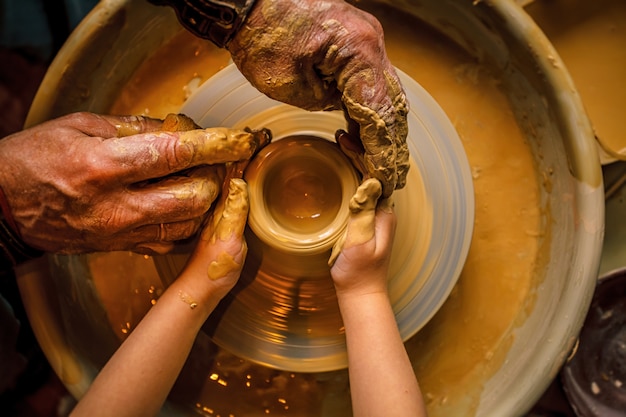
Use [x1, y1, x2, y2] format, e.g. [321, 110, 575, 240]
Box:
[204, 179, 249, 280]
[219, 178, 249, 240]
[328, 178, 382, 266]
[344, 178, 382, 247]
[202, 178, 249, 243]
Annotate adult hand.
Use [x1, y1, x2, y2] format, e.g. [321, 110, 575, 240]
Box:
[0, 112, 269, 255]
[228, 0, 409, 197]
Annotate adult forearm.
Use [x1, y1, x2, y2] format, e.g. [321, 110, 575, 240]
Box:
[337, 291, 427, 417]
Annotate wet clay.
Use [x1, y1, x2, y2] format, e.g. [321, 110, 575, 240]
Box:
[113, 115, 160, 137]
[329, 178, 382, 267]
[160, 113, 201, 131]
[179, 291, 198, 310]
[228, 0, 411, 197]
[177, 128, 262, 165]
[262, 138, 344, 235]
[205, 178, 249, 245]
[108, 4, 542, 415]
[207, 252, 240, 281]
[267, 161, 342, 234]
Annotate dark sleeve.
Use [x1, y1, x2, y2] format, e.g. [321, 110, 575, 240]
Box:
[147, 0, 256, 48]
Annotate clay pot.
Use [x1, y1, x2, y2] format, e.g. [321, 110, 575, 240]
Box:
[244, 135, 358, 256]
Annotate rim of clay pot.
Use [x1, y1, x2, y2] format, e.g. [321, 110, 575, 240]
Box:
[244, 135, 359, 255]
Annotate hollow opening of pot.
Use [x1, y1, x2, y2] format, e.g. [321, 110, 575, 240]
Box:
[245, 135, 359, 254]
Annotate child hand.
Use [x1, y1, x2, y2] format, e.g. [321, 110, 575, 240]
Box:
[329, 178, 396, 297]
[178, 177, 249, 309]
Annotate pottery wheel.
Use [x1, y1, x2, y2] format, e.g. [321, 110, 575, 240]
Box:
[153, 64, 474, 372]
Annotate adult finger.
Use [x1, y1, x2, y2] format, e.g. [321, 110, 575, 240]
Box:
[56, 112, 164, 139]
[98, 127, 270, 184]
[130, 218, 205, 243]
[121, 165, 225, 228]
[48, 113, 269, 184]
[311, 4, 408, 196]
[227, 0, 408, 197]
[338, 52, 409, 198]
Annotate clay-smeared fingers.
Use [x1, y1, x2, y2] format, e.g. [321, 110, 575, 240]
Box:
[329, 178, 383, 266]
[50, 113, 162, 139]
[178, 178, 249, 306]
[119, 117, 263, 255]
[342, 67, 410, 197]
[0, 111, 268, 254]
[336, 129, 368, 178]
[79, 111, 271, 185]
[159, 113, 202, 132]
[124, 165, 225, 227]
[202, 178, 249, 244]
[101, 113, 200, 137]
[99, 127, 269, 184]
[198, 178, 249, 285]
[228, 0, 408, 198]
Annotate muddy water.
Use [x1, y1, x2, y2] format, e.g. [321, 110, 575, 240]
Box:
[108, 4, 542, 416]
[526, 0, 626, 160]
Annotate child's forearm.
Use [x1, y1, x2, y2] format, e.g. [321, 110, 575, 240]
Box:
[337, 290, 428, 417]
[71, 278, 220, 417]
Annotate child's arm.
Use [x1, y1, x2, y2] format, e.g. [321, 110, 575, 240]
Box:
[330, 178, 428, 417]
[71, 178, 249, 417]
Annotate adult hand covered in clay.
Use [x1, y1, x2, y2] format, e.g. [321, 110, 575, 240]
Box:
[228, 0, 409, 197]
[0, 112, 269, 255]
